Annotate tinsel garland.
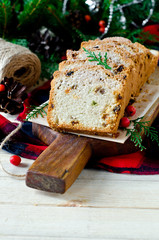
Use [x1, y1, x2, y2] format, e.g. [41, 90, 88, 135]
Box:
[62, 0, 156, 36]
[0, 0, 158, 81]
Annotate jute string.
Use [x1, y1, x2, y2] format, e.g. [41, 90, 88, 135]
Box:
[0, 38, 41, 88]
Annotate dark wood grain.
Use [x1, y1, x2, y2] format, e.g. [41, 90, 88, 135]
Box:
[32, 99, 159, 157]
[26, 99, 159, 193]
[26, 133, 92, 193]
[32, 123, 138, 157]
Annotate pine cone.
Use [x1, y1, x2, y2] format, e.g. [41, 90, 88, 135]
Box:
[28, 27, 64, 59]
[0, 77, 27, 115]
[66, 10, 84, 29]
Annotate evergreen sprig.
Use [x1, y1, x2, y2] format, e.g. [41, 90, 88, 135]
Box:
[83, 48, 111, 70]
[0, 0, 158, 43]
[25, 101, 48, 121]
[39, 53, 59, 80]
[125, 117, 159, 151]
[18, 0, 49, 28]
[0, 0, 12, 37]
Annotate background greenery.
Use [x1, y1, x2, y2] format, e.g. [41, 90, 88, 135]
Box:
[0, 0, 159, 80]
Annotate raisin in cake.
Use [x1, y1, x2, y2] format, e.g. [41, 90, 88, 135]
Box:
[47, 37, 158, 136]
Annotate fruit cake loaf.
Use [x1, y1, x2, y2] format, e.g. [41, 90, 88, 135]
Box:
[66, 47, 141, 96]
[81, 37, 157, 89]
[70, 37, 155, 75]
[59, 46, 137, 96]
[67, 38, 156, 95]
[60, 46, 134, 75]
[47, 37, 158, 136]
[47, 65, 133, 135]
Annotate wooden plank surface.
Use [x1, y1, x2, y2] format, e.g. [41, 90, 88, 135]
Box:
[26, 97, 159, 193]
[1, 149, 159, 240]
[0, 63, 159, 239]
[1, 204, 159, 239]
[26, 63, 159, 193]
[1, 163, 159, 209]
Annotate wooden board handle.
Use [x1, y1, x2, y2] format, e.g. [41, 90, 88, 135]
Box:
[26, 100, 158, 194]
[26, 133, 92, 193]
[32, 100, 159, 157]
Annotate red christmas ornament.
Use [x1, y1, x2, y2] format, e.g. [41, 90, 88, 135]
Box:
[99, 27, 105, 33]
[143, 24, 159, 43]
[10, 155, 21, 166]
[99, 20, 106, 27]
[85, 15, 91, 22]
[120, 117, 130, 128]
[126, 105, 136, 116]
[0, 84, 5, 92]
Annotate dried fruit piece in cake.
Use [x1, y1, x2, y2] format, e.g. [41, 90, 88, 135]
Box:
[47, 37, 158, 136]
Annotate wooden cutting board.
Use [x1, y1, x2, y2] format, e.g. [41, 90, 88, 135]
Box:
[25, 99, 159, 194]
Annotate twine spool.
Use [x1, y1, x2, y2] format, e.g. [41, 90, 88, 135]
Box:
[0, 38, 41, 88]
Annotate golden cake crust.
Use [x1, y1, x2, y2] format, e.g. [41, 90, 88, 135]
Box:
[47, 37, 158, 136]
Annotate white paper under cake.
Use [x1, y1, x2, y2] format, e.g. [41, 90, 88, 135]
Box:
[29, 65, 159, 144]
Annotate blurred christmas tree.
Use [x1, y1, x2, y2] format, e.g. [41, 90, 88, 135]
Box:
[0, 0, 159, 80]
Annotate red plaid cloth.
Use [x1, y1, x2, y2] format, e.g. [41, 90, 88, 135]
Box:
[0, 114, 47, 160]
[1, 31, 159, 174]
[0, 79, 159, 174]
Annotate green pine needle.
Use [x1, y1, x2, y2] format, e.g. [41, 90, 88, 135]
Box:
[124, 117, 159, 151]
[126, 128, 146, 151]
[83, 48, 111, 70]
[25, 101, 48, 121]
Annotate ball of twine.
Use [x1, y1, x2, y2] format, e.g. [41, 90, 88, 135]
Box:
[0, 38, 41, 88]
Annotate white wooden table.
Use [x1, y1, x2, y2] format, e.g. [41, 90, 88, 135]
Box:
[1, 147, 159, 240]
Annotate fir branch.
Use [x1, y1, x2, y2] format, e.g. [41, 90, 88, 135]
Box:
[0, 0, 12, 37]
[73, 28, 89, 42]
[25, 101, 48, 121]
[2, 2, 7, 37]
[101, 0, 111, 19]
[126, 128, 146, 151]
[47, 5, 65, 28]
[83, 48, 111, 70]
[10, 38, 28, 47]
[39, 53, 59, 80]
[73, 28, 97, 42]
[124, 117, 159, 151]
[17, 0, 49, 28]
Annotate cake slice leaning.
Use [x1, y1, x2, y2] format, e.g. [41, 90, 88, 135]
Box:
[67, 39, 157, 96]
[47, 37, 158, 136]
[47, 65, 134, 136]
